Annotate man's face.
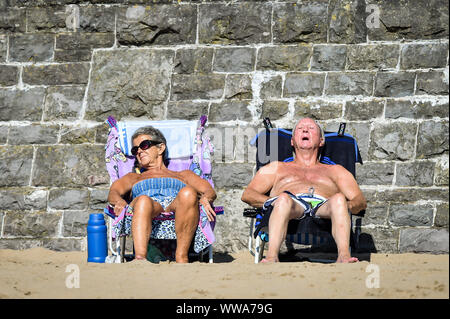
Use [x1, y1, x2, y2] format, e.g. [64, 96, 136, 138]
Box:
[291, 118, 324, 150]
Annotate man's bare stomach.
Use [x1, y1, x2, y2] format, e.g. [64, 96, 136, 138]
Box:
[270, 175, 339, 199]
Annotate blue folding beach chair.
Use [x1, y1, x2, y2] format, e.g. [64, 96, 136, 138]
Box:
[103, 115, 223, 263]
[244, 118, 365, 263]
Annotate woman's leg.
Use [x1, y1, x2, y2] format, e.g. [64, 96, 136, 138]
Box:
[131, 195, 164, 260]
[166, 186, 199, 263]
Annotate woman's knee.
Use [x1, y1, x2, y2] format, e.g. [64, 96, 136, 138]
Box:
[177, 186, 198, 206]
[133, 195, 157, 212]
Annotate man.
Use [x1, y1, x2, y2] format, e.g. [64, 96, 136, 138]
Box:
[241, 118, 366, 263]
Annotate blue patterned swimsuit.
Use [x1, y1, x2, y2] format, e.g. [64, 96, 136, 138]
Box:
[131, 177, 186, 210]
[112, 177, 186, 237]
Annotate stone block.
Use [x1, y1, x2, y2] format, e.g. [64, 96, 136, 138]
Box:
[0, 88, 45, 121]
[79, 5, 116, 33]
[166, 101, 209, 120]
[95, 123, 109, 144]
[43, 85, 85, 121]
[400, 43, 448, 69]
[368, 122, 417, 161]
[43, 238, 84, 252]
[325, 72, 374, 96]
[273, 2, 328, 44]
[359, 227, 399, 253]
[284, 73, 325, 97]
[213, 188, 252, 253]
[0, 126, 8, 143]
[395, 161, 435, 187]
[48, 188, 89, 210]
[86, 49, 174, 121]
[199, 2, 271, 44]
[360, 202, 388, 226]
[323, 121, 370, 161]
[367, 0, 449, 41]
[171, 74, 225, 101]
[435, 202, 449, 228]
[310, 45, 346, 71]
[257, 45, 312, 71]
[0, 188, 47, 210]
[89, 188, 109, 210]
[9, 124, 59, 145]
[224, 74, 252, 100]
[0, 239, 44, 250]
[209, 101, 252, 122]
[9, 33, 54, 62]
[373, 188, 448, 203]
[174, 48, 214, 74]
[399, 228, 448, 253]
[22, 63, 90, 85]
[55, 32, 114, 62]
[356, 162, 394, 185]
[259, 75, 282, 99]
[32, 145, 109, 187]
[389, 203, 434, 227]
[0, 146, 33, 187]
[117, 4, 196, 45]
[213, 47, 255, 73]
[294, 100, 343, 120]
[344, 99, 384, 120]
[261, 101, 289, 121]
[434, 155, 449, 186]
[416, 71, 449, 95]
[328, 0, 367, 44]
[213, 163, 254, 188]
[59, 126, 96, 144]
[374, 72, 416, 97]
[0, 8, 26, 33]
[346, 44, 399, 70]
[0, 35, 6, 62]
[62, 211, 91, 237]
[0, 66, 19, 86]
[385, 99, 449, 119]
[3, 211, 62, 237]
[416, 120, 449, 158]
[26, 6, 67, 32]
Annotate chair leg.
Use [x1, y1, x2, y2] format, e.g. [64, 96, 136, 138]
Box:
[208, 245, 213, 263]
[248, 218, 255, 255]
[120, 236, 126, 263]
[255, 236, 265, 263]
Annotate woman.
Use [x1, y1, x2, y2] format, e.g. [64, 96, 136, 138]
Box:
[108, 126, 217, 263]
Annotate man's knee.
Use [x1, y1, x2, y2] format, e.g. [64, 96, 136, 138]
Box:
[272, 193, 294, 217]
[329, 193, 348, 213]
[177, 186, 198, 206]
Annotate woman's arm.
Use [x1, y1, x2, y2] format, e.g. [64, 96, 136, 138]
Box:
[181, 170, 217, 221]
[107, 173, 135, 216]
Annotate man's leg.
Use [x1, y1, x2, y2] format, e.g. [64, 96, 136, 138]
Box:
[131, 195, 164, 260]
[166, 186, 199, 263]
[264, 193, 304, 262]
[315, 193, 358, 263]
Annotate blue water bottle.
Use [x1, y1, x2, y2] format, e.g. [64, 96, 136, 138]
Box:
[87, 213, 108, 263]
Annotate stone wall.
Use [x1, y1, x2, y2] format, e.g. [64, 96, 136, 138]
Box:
[0, 0, 448, 254]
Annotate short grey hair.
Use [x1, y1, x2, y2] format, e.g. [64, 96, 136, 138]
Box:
[292, 118, 325, 140]
[131, 126, 167, 162]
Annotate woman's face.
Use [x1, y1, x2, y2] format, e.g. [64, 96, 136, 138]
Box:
[132, 134, 164, 166]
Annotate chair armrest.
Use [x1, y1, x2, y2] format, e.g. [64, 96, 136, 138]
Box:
[243, 207, 262, 218]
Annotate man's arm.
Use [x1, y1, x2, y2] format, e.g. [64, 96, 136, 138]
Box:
[331, 165, 367, 214]
[241, 161, 278, 208]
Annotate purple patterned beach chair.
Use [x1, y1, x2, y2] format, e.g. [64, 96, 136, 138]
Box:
[104, 115, 223, 263]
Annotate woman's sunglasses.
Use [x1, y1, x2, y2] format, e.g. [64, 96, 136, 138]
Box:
[131, 139, 162, 156]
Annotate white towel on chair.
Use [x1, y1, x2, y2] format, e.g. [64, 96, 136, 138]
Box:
[117, 120, 197, 159]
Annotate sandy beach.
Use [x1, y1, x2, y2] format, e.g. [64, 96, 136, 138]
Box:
[0, 247, 448, 299]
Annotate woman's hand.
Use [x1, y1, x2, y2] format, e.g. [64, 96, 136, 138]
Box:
[112, 198, 128, 216]
[199, 195, 216, 222]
